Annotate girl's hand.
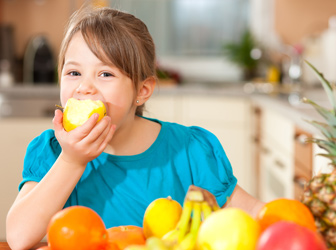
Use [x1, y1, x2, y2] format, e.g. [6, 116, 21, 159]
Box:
[53, 109, 116, 166]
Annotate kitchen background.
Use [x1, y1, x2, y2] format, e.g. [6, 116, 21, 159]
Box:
[0, 0, 336, 241]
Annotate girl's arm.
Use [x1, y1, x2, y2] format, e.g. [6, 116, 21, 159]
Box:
[223, 184, 265, 217]
[6, 110, 115, 250]
[6, 159, 85, 250]
[188, 184, 264, 218]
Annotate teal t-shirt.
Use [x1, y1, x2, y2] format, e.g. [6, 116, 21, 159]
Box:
[20, 118, 237, 229]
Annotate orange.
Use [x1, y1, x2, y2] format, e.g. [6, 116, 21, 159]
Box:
[143, 196, 182, 238]
[107, 225, 146, 250]
[256, 198, 316, 232]
[197, 208, 260, 250]
[47, 206, 108, 250]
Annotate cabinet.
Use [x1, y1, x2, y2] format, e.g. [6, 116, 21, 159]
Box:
[144, 93, 255, 196]
[259, 107, 295, 202]
[257, 108, 321, 203]
[0, 118, 52, 241]
[293, 127, 313, 201]
[144, 94, 182, 123]
[251, 106, 262, 199]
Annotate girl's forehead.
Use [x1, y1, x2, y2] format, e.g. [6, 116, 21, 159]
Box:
[65, 32, 112, 65]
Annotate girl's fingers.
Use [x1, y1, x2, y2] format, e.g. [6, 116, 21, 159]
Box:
[102, 124, 116, 146]
[53, 109, 64, 132]
[98, 122, 116, 146]
[72, 113, 99, 139]
[84, 116, 112, 144]
[96, 123, 116, 153]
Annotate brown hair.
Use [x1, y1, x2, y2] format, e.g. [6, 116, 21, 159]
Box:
[58, 7, 156, 116]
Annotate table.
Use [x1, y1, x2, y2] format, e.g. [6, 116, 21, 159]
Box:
[0, 242, 47, 249]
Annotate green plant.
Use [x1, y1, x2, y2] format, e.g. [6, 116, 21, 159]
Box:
[222, 30, 259, 79]
[301, 60, 336, 248]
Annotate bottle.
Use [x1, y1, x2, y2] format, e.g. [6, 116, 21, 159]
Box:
[0, 60, 14, 88]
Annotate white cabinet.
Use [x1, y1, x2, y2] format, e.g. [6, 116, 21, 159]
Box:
[259, 108, 295, 202]
[144, 94, 182, 123]
[144, 93, 255, 196]
[0, 118, 52, 241]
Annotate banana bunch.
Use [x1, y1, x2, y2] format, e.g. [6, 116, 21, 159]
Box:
[161, 189, 220, 250]
[126, 187, 220, 250]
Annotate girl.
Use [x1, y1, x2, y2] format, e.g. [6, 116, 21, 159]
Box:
[6, 7, 263, 250]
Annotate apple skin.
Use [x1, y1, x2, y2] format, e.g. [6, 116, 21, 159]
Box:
[197, 208, 260, 250]
[256, 221, 327, 250]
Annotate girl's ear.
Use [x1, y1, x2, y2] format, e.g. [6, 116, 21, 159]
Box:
[136, 76, 156, 105]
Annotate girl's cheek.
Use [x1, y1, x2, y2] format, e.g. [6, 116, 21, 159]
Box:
[105, 102, 113, 116]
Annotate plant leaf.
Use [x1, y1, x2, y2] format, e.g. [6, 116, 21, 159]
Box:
[305, 60, 336, 111]
[310, 138, 336, 155]
[316, 154, 336, 165]
[222, 30, 258, 70]
[304, 120, 336, 139]
[302, 98, 336, 126]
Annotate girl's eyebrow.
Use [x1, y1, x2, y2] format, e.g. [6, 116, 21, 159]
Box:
[64, 61, 112, 68]
[64, 61, 80, 66]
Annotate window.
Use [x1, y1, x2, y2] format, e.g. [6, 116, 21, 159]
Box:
[111, 0, 250, 57]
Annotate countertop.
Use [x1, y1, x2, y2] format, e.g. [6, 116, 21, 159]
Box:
[153, 82, 329, 135]
[0, 83, 330, 135]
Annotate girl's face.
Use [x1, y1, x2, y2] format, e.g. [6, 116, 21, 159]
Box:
[60, 32, 138, 128]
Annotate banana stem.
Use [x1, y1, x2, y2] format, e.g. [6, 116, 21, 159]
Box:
[186, 190, 204, 202]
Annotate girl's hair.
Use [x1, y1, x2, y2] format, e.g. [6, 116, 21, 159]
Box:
[58, 7, 156, 116]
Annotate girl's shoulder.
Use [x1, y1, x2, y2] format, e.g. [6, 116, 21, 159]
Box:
[161, 120, 220, 143]
[156, 119, 223, 151]
[20, 129, 61, 190]
[26, 129, 60, 155]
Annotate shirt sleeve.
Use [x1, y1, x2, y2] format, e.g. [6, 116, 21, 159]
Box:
[19, 129, 61, 190]
[187, 126, 237, 207]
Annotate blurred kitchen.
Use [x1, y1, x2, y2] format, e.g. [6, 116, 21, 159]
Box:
[1, 0, 336, 241]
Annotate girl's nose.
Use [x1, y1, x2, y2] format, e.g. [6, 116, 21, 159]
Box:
[76, 81, 97, 95]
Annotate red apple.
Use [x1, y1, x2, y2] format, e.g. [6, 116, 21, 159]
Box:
[256, 221, 327, 250]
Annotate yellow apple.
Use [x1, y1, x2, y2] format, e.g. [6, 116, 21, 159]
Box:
[197, 208, 260, 250]
[62, 98, 106, 132]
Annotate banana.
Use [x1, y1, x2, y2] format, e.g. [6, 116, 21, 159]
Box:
[201, 201, 212, 220]
[146, 237, 170, 250]
[212, 203, 220, 211]
[174, 233, 195, 250]
[177, 200, 193, 242]
[162, 200, 193, 246]
[175, 202, 202, 250]
[162, 186, 220, 250]
[162, 228, 179, 242]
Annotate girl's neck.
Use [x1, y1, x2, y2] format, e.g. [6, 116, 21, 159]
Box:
[104, 116, 161, 156]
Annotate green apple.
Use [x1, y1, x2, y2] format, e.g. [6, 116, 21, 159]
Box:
[62, 98, 106, 132]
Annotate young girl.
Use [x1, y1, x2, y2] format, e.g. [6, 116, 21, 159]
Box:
[6, 7, 264, 250]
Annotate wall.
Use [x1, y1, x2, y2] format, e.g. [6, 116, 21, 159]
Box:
[0, 1, 2, 22]
[1, 0, 85, 58]
[274, 0, 336, 45]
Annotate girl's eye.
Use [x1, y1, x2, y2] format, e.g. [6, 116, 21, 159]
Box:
[68, 71, 81, 76]
[99, 72, 113, 77]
